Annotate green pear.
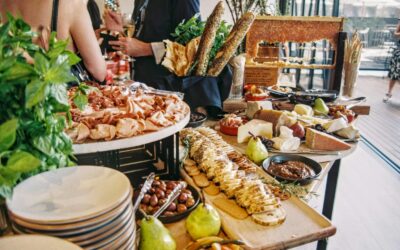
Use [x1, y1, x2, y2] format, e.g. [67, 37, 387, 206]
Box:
[186, 203, 221, 240]
[140, 216, 176, 250]
[246, 136, 268, 165]
[313, 98, 329, 116]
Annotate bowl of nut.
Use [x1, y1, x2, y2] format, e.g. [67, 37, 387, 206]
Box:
[135, 180, 200, 223]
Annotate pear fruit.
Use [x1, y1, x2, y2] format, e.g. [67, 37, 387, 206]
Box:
[246, 136, 268, 165]
[313, 98, 329, 116]
[186, 203, 221, 240]
[140, 216, 176, 250]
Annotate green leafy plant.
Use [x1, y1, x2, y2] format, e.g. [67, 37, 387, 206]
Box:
[171, 14, 232, 67]
[0, 14, 80, 198]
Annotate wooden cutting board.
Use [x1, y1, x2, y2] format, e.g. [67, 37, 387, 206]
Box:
[179, 169, 336, 250]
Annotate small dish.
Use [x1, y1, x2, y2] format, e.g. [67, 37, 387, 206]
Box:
[136, 185, 200, 224]
[244, 93, 270, 101]
[219, 122, 239, 136]
[267, 85, 297, 97]
[186, 112, 207, 128]
[158, 185, 200, 223]
[262, 155, 322, 185]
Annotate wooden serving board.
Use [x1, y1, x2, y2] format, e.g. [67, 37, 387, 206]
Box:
[180, 168, 336, 250]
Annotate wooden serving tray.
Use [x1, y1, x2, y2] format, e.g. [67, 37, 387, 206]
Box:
[180, 168, 336, 250]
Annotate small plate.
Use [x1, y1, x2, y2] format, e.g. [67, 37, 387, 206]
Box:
[186, 112, 207, 128]
[0, 235, 82, 250]
[262, 155, 322, 185]
[267, 86, 297, 97]
[159, 185, 200, 223]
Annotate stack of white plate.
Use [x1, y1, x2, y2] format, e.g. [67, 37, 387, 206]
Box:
[6, 166, 135, 250]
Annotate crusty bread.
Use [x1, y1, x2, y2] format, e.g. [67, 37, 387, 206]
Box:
[207, 12, 256, 77]
[305, 128, 351, 151]
[251, 207, 286, 226]
[194, 1, 224, 76]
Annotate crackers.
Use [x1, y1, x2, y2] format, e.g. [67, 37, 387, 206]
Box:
[193, 173, 210, 187]
[184, 165, 200, 176]
[213, 198, 248, 220]
[204, 183, 220, 196]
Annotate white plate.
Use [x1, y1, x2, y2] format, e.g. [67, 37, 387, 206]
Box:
[7, 166, 131, 224]
[9, 192, 131, 231]
[0, 235, 82, 250]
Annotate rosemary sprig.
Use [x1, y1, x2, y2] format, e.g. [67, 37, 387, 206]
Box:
[262, 178, 319, 201]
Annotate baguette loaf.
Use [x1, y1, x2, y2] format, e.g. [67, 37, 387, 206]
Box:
[207, 12, 256, 76]
[194, 1, 224, 76]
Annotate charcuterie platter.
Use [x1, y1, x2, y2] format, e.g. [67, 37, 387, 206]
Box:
[67, 84, 190, 154]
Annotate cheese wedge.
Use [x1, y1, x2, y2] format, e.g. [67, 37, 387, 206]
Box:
[305, 128, 351, 151]
[322, 117, 348, 133]
[246, 101, 273, 118]
[253, 110, 293, 136]
[335, 125, 360, 139]
[237, 119, 273, 143]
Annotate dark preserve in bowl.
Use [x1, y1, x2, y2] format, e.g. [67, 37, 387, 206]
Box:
[262, 155, 322, 185]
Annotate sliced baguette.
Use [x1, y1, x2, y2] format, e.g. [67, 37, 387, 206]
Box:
[251, 207, 286, 226]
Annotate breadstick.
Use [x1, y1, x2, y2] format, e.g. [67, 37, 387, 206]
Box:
[207, 12, 256, 77]
[194, 1, 224, 76]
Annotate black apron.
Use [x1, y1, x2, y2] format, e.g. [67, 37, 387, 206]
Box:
[131, 0, 200, 87]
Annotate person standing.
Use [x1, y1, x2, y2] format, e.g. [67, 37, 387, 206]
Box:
[1, 0, 107, 82]
[384, 19, 400, 103]
[104, 0, 200, 87]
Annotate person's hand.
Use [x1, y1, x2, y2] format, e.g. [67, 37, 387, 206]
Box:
[103, 9, 124, 33]
[109, 37, 153, 57]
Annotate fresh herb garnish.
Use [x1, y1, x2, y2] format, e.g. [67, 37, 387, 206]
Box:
[0, 14, 80, 198]
[171, 14, 232, 68]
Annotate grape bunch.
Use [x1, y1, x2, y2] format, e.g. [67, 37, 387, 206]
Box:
[257, 136, 274, 150]
[313, 124, 326, 132]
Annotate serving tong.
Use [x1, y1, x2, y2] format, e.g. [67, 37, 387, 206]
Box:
[133, 174, 186, 247]
[129, 82, 185, 99]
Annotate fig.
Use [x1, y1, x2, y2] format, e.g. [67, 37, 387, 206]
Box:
[142, 194, 151, 205]
[156, 189, 165, 199]
[150, 194, 158, 207]
[186, 197, 195, 207]
[167, 202, 177, 212]
[177, 204, 187, 213]
[178, 193, 188, 203]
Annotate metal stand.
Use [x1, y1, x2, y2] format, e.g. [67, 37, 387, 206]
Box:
[75, 133, 180, 186]
[317, 159, 341, 250]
